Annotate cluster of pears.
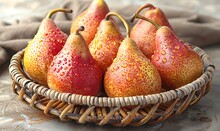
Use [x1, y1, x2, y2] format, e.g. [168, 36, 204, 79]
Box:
[23, 0, 203, 97]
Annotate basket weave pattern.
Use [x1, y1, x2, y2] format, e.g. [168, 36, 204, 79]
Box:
[9, 46, 215, 126]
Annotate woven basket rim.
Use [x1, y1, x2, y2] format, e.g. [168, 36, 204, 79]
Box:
[9, 45, 215, 107]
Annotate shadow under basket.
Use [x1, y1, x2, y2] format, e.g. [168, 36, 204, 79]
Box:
[8, 45, 215, 127]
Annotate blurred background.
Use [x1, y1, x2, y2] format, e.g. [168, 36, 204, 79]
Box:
[0, 0, 220, 23]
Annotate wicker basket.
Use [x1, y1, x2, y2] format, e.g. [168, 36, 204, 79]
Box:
[9, 45, 215, 127]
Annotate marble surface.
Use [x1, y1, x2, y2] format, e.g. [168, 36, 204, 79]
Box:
[0, 0, 220, 130]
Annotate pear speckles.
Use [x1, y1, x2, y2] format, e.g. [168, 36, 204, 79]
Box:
[56, 68, 61, 73]
[137, 73, 143, 78]
[175, 45, 180, 50]
[156, 56, 160, 61]
[114, 66, 119, 70]
[122, 72, 126, 76]
[161, 50, 166, 55]
[74, 73, 79, 77]
[162, 58, 167, 63]
[57, 60, 61, 64]
[60, 72, 65, 76]
[110, 68, 114, 72]
[106, 44, 110, 49]
[63, 66, 68, 70]
[129, 63, 134, 66]
[110, 66, 119, 72]
[126, 77, 131, 81]
[97, 44, 102, 50]
[121, 63, 127, 68]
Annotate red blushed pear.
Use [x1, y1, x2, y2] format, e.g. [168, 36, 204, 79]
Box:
[104, 12, 161, 97]
[152, 27, 203, 90]
[89, 15, 124, 71]
[132, 13, 203, 90]
[47, 26, 103, 96]
[130, 3, 173, 59]
[23, 8, 72, 86]
[70, 0, 109, 45]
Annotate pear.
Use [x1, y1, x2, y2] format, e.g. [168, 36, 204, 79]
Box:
[23, 9, 72, 86]
[130, 3, 172, 59]
[47, 26, 103, 96]
[70, 0, 109, 45]
[132, 13, 203, 90]
[151, 26, 203, 90]
[104, 12, 161, 97]
[89, 16, 124, 71]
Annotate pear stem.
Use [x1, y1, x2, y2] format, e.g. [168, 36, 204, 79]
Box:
[130, 3, 161, 29]
[131, 13, 161, 29]
[75, 26, 85, 35]
[105, 12, 131, 38]
[46, 8, 72, 18]
[136, 3, 155, 15]
[130, 3, 155, 23]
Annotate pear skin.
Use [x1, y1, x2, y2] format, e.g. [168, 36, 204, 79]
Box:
[151, 26, 203, 90]
[47, 27, 103, 96]
[23, 9, 72, 86]
[70, 0, 109, 45]
[131, 4, 172, 59]
[104, 37, 161, 97]
[89, 19, 124, 71]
